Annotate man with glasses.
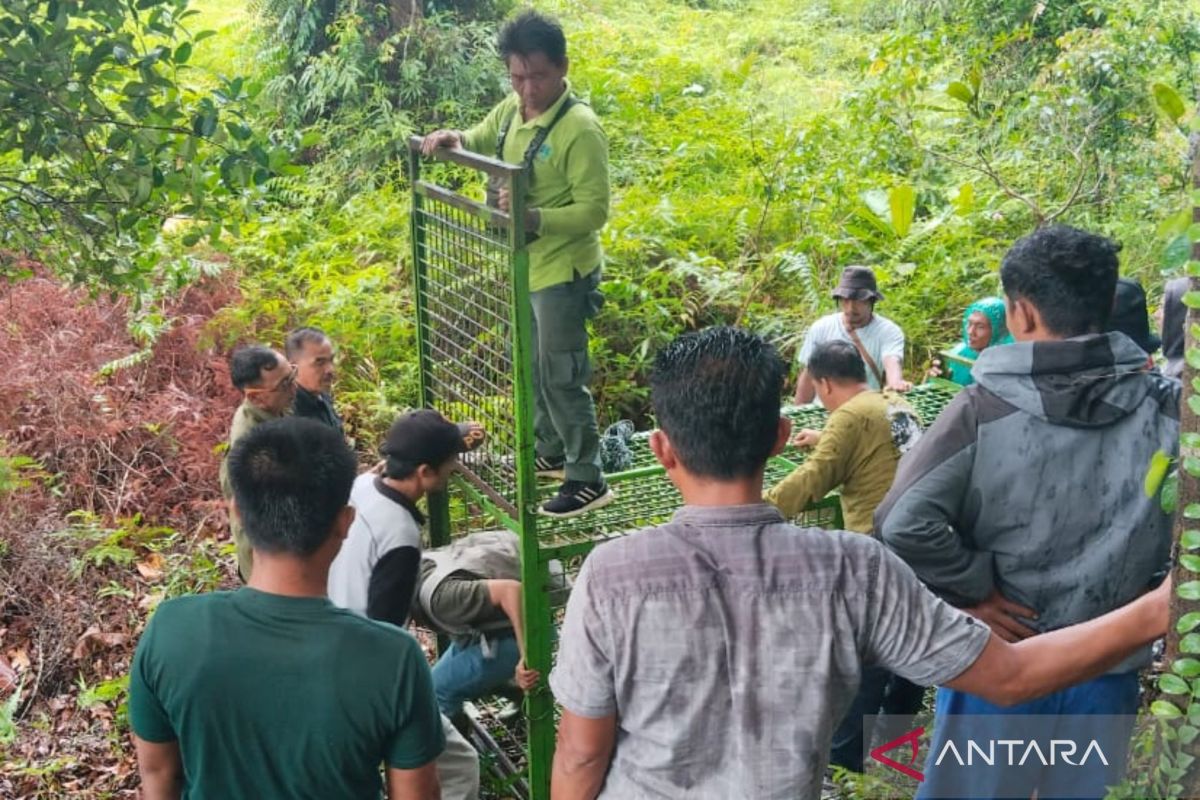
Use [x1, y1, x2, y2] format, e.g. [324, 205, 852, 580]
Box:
[219, 345, 297, 580]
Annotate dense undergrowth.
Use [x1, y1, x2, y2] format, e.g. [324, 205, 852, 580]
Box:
[221, 0, 1200, 429]
[3, 0, 1200, 797]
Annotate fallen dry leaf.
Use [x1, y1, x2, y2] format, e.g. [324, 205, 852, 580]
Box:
[8, 647, 30, 672]
[0, 654, 15, 693]
[72, 627, 129, 660]
[135, 552, 165, 580]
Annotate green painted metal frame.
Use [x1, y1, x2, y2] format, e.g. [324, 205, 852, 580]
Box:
[406, 136, 559, 796]
[407, 137, 963, 798]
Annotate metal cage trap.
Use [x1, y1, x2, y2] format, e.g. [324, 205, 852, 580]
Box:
[406, 137, 961, 798]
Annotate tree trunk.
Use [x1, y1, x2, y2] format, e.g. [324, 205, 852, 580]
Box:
[1165, 137, 1200, 796]
[388, 0, 424, 31]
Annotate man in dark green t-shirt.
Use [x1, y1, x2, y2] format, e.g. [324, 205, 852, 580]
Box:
[129, 418, 444, 800]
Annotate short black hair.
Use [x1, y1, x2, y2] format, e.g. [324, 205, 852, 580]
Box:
[499, 10, 567, 67]
[807, 341, 867, 384]
[650, 326, 785, 480]
[230, 346, 280, 390]
[226, 417, 357, 556]
[284, 326, 330, 361]
[1000, 225, 1120, 337]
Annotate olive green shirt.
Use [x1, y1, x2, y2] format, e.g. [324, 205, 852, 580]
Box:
[766, 391, 920, 533]
[461, 81, 609, 292]
[218, 401, 285, 579]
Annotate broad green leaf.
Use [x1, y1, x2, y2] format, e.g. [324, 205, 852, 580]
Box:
[1177, 612, 1200, 635]
[1161, 674, 1191, 695]
[1184, 529, 1200, 550]
[1181, 725, 1200, 745]
[1181, 633, 1200, 654]
[1185, 291, 1200, 309]
[1159, 208, 1192, 239]
[1146, 450, 1172, 497]
[1178, 580, 1200, 600]
[1186, 457, 1200, 477]
[1164, 473, 1180, 514]
[1165, 235, 1192, 270]
[173, 42, 191, 64]
[1175, 658, 1200, 678]
[1154, 82, 1187, 122]
[1182, 555, 1200, 573]
[1153, 700, 1184, 718]
[946, 81, 973, 104]
[1189, 395, 1200, 418]
[888, 184, 916, 239]
[1184, 433, 1200, 449]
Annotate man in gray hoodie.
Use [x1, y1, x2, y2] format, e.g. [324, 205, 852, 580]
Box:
[877, 225, 1179, 798]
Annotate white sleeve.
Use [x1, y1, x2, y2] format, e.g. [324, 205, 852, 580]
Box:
[881, 318, 906, 361]
[797, 317, 828, 365]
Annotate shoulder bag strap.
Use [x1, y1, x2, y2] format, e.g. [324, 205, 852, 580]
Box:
[844, 321, 886, 387]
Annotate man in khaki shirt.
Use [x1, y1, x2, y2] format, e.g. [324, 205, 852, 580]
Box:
[766, 340, 921, 533]
[765, 339, 923, 774]
[218, 346, 296, 580]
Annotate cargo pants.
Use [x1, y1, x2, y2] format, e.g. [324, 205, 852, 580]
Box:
[529, 267, 603, 484]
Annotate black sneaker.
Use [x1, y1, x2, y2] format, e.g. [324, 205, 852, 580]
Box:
[533, 455, 566, 479]
[539, 479, 614, 518]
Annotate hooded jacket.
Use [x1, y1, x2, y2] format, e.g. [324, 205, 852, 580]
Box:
[876, 333, 1178, 671]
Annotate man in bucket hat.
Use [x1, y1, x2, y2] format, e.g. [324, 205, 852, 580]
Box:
[794, 266, 910, 404]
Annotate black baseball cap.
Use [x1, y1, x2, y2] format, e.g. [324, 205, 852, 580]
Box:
[1109, 277, 1161, 355]
[380, 410, 485, 468]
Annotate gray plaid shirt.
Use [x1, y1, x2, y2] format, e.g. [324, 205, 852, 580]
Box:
[549, 503, 990, 799]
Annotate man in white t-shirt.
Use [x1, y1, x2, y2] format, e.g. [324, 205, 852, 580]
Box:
[327, 409, 487, 800]
[794, 265, 910, 404]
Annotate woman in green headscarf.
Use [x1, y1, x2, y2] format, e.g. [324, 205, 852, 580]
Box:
[935, 297, 1013, 386]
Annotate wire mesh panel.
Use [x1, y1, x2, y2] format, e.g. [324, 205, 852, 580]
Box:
[411, 178, 527, 517]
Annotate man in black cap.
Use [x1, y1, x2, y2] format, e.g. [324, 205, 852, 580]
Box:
[1107, 277, 1161, 371]
[1162, 276, 1187, 379]
[328, 409, 486, 625]
[794, 265, 910, 404]
[326, 409, 488, 800]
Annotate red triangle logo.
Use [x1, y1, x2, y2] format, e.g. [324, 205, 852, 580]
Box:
[868, 726, 925, 782]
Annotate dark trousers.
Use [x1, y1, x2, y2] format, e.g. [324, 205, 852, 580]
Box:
[829, 666, 926, 772]
[529, 269, 603, 483]
[917, 673, 1138, 800]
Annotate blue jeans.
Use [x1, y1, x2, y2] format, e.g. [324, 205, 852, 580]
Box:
[830, 666, 926, 772]
[431, 633, 521, 717]
[918, 673, 1139, 800]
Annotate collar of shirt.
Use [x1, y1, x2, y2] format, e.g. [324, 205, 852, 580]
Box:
[239, 400, 280, 425]
[294, 385, 336, 415]
[372, 476, 427, 527]
[670, 502, 785, 527]
[515, 79, 573, 131]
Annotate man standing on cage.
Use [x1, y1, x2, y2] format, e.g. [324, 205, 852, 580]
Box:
[421, 10, 612, 518]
